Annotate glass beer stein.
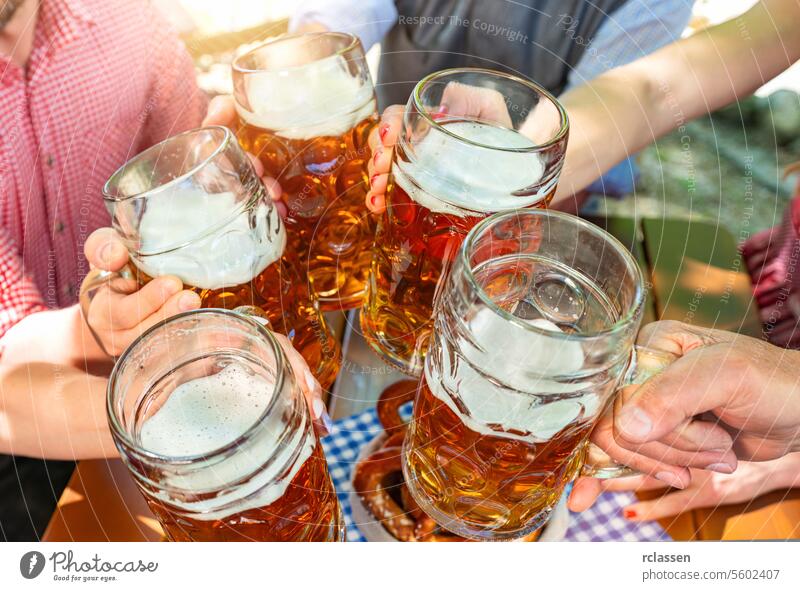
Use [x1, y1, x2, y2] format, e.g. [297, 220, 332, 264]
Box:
[108, 309, 345, 541]
[81, 126, 341, 391]
[403, 209, 674, 540]
[361, 68, 569, 376]
[232, 32, 378, 310]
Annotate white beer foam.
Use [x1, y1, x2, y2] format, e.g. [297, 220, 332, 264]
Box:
[140, 363, 314, 520]
[426, 315, 600, 442]
[393, 121, 551, 216]
[236, 54, 376, 140]
[134, 187, 285, 291]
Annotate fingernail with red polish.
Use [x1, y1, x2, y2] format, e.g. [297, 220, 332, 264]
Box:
[432, 104, 449, 120]
[623, 509, 637, 519]
[373, 148, 382, 166]
[369, 194, 380, 208]
[378, 123, 389, 142]
[370, 174, 379, 187]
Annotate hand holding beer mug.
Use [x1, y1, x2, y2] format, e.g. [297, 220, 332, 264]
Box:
[361, 68, 569, 375]
[108, 309, 344, 541]
[232, 32, 378, 310]
[80, 126, 341, 391]
[366, 73, 567, 214]
[402, 209, 691, 540]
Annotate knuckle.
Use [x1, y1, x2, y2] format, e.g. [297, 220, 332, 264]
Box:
[717, 342, 752, 376]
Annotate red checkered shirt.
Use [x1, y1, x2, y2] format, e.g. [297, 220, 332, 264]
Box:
[0, 0, 207, 338]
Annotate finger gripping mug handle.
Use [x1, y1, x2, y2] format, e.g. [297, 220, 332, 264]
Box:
[78, 264, 137, 357]
[581, 345, 679, 479]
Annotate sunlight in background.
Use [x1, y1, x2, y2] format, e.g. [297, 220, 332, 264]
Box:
[688, 0, 759, 29]
[170, 0, 294, 34]
[689, 0, 798, 92]
[158, 0, 797, 94]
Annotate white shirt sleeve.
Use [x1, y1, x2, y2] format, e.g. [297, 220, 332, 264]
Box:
[289, 0, 398, 51]
[566, 0, 695, 89]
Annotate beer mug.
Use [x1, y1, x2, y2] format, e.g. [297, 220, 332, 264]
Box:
[108, 308, 345, 541]
[80, 126, 341, 391]
[402, 209, 674, 540]
[361, 68, 569, 376]
[232, 32, 378, 310]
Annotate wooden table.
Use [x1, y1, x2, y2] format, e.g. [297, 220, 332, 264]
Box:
[44, 216, 800, 541]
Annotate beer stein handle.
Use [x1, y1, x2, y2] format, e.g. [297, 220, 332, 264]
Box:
[78, 264, 137, 357]
[581, 346, 679, 479]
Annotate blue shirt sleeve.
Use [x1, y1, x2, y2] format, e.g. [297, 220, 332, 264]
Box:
[566, 0, 695, 89]
[567, 1, 695, 196]
[289, 0, 398, 51]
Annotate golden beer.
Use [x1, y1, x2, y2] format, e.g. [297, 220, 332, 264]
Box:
[109, 311, 345, 542]
[404, 375, 590, 537]
[147, 433, 343, 542]
[402, 209, 648, 540]
[233, 33, 378, 310]
[132, 262, 339, 393]
[361, 69, 569, 376]
[99, 127, 341, 391]
[362, 119, 563, 375]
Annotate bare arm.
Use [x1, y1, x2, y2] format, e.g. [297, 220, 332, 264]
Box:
[553, 0, 800, 202]
[1, 305, 108, 368]
[0, 228, 107, 368]
[0, 363, 116, 459]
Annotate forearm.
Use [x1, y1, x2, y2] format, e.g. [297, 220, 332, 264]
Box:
[0, 305, 108, 369]
[553, 0, 800, 202]
[0, 363, 117, 459]
[553, 68, 656, 201]
[768, 452, 800, 489]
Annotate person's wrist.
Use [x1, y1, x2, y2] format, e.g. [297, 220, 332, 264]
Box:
[784, 350, 800, 454]
[772, 453, 800, 489]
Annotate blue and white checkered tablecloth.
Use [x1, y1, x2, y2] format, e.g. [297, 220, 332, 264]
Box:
[322, 407, 670, 542]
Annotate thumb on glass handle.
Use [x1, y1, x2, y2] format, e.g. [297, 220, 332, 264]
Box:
[581, 346, 679, 479]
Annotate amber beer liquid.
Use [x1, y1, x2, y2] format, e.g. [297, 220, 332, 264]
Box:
[128, 184, 340, 392]
[149, 442, 341, 542]
[362, 118, 561, 375]
[233, 33, 379, 310]
[95, 127, 341, 390]
[405, 375, 592, 536]
[108, 311, 345, 542]
[401, 204, 652, 540]
[403, 255, 620, 539]
[139, 365, 342, 542]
